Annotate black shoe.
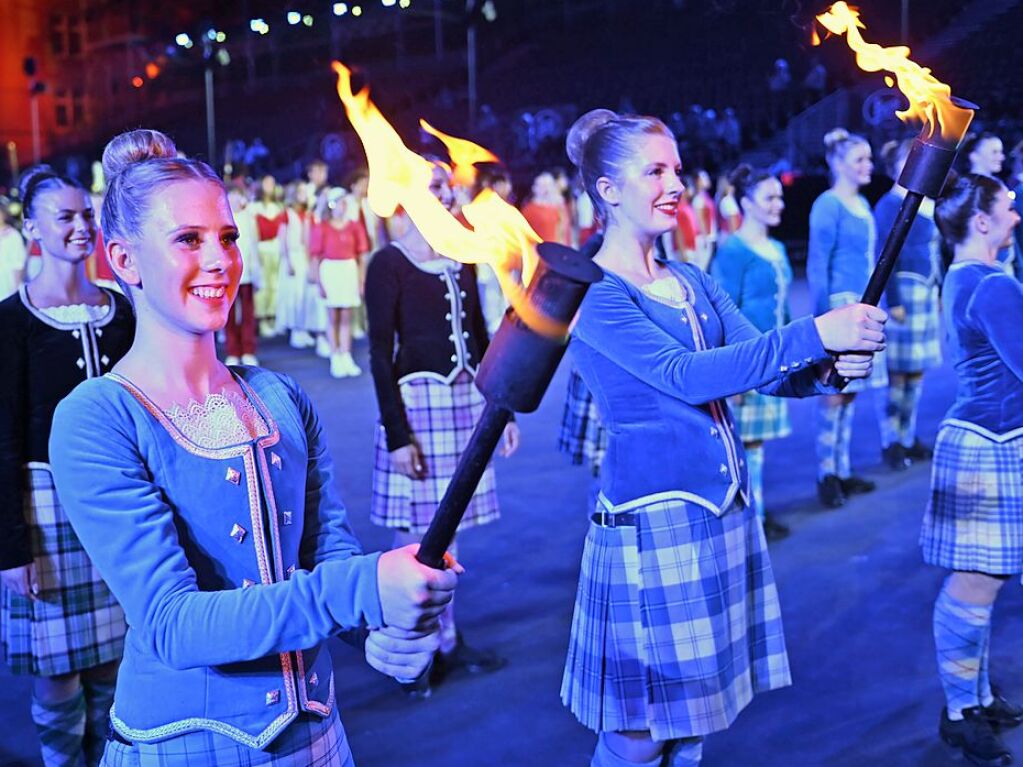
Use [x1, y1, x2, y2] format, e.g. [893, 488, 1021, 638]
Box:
[436, 634, 507, 678]
[763, 514, 790, 542]
[882, 443, 912, 471]
[905, 439, 934, 461]
[984, 690, 1023, 730]
[839, 475, 876, 495]
[940, 707, 1013, 767]
[817, 474, 846, 509]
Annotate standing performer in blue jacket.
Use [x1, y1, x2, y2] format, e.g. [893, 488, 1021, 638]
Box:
[874, 139, 944, 470]
[711, 164, 794, 541]
[807, 128, 887, 508]
[558, 109, 886, 767]
[922, 173, 1023, 767]
[48, 129, 457, 767]
[963, 133, 1020, 280]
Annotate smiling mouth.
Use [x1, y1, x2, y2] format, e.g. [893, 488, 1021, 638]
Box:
[68, 237, 91, 246]
[190, 286, 227, 299]
[654, 201, 678, 216]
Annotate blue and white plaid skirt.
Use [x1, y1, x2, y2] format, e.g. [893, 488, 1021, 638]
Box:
[557, 368, 607, 476]
[561, 493, 791, 741]
[370, 373, 500, 534]
[100, 710, 353, 767]
[829, 292, 889, 393]
[886, 275, 942, 374]
[1, 464, 126, 677]
[921, 422, 1023, 576]
[731, 391, 791, 443]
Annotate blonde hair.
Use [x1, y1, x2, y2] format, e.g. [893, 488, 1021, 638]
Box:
[823, 127, 869, 166]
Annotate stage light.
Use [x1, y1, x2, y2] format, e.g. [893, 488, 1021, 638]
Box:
[131, 76, 144, 88]
[175, 33, 193, 48]
[216, 49, 231, 66]
[145, 61, 160, 79]
[352, 5, 362, 15]
[303, 14, 313, 25]
[250, 18, 270, 34]
[206, 28, 217, 41]
[216, 31, 227, 42]
[287, 11, 301, 24]
[382, 0, 396, 6]
[398, 0, 410, 8]
[333, 2, 348, 14]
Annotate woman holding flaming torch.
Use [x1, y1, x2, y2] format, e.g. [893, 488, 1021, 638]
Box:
[560, 109, 886, 767]
[922, 172, 1023, 767]
[807, 128, 887, 508]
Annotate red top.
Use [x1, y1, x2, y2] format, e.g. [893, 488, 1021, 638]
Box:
[310, 220, 369, 261]
[87, 230, 115, 281]
[521, 201, 566, 245]
[675, 200, 698, 252]
[693, 191, 717, 237]
[255, 211, 287, 242]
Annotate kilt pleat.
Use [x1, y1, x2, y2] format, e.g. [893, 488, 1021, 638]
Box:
[100, 710, 353, 767]
[829, 292, 889, 392]
[921, 422, 1023, 575]
[886, 275, 942, 373]
[1, 465, 125, 677]
[731, 391, 791, 443]
[370, 374, 499, 534]
[557, 368, 607, 475]
[561, 494, 791, 741]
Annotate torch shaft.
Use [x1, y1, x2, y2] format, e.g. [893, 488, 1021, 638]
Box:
[416, 402, 512, 569]
[827, 190, 924, 389]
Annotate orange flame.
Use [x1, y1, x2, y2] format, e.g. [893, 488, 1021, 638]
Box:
[332, 62, 562, 337]
[814, 2, 973, 144]
[420, 119, 500, 188]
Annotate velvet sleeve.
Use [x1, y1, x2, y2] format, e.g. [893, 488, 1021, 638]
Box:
[971, 274, 1023, 383]
[873, 195, 903, 309]
[48, 383, 384, 672]
[365, 250, 412, 451]
[0, 305, 31, 569]
[572, 272, 831, 406]
[709, 240, 750, 310]
[807, 193, 840, 316]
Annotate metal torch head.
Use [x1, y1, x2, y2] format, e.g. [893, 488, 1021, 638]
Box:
[898, 96, 979, 199]
[474, 242, 603, 413]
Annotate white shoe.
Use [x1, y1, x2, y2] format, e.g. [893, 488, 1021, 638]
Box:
[259, 320, 277, 339]
[330, 353, 350, 379]
[316, 336, 331, 358]
[224, 355, 241, 366]
[240, 354, 259, 366]
[352, 327, 367, 341]
[290, 330, 315, 349]
[341, 352, 362, 376]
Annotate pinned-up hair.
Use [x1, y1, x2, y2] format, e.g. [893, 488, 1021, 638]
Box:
[822, 127, 869, 165]
[566, 108, 675, 221]
[18, 165, 86, 220]
[934, 172, 1004, 249]
[727, 163, 775, 205]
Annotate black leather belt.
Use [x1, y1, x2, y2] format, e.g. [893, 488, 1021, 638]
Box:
[590, 510, 637, 528]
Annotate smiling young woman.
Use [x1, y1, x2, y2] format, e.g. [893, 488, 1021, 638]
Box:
[46, 128, 460, 767]
[560, 110, 887, 767]
[0, 165, 134, 767]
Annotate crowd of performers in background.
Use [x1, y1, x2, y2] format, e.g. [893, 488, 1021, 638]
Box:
[1, 118, 1023, 767]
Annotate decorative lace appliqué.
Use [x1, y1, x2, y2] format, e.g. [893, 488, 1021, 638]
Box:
[38, 302, 111, 324]
[165, 390, 269, 448]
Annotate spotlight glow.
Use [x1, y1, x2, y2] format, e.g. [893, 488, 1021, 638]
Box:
[287, 11, 301, 24]
[175, 33, 193, 48]
[333, 2, 348, 15]
[352, 5, 363, 15]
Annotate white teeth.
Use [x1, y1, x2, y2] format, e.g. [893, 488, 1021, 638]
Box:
[190, 286, 225, 299]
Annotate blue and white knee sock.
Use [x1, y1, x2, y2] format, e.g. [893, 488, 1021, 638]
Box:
[934, 582, 992, 719]
[31, 689, 86, 767]
[816, 402, 842, 479]
[877, 378, 904, 449]
[663, 738, 703, 766]
[83, 678, 116, 767]
[590, 734, 661, 767]
[745, 444, 765, 521]
[899, 375, 924, 449]
[979, 618, 995, 708]
[836, 401, 855, 480]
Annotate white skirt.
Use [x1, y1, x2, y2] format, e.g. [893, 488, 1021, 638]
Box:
[319, 259, 361, 309]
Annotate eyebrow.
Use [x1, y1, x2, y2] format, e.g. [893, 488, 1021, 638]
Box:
[168, 225, 239, 235]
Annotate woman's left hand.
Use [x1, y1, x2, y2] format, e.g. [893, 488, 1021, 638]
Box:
[500, 422, 521, 458]
[832, 352, 874, 380]
[365, 625, 441, 680]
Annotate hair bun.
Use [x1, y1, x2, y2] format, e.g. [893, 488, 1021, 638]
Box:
[17, 164, 58, 202]
[726, 163, 752, 190]
[566, 109, 617, 169]
[101, 129, 178, 181]
[823, 127, 850, 151]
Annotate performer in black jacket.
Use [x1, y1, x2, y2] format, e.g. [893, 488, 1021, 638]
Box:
[365, 161, 520, 696]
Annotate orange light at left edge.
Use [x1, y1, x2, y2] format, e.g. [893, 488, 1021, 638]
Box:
[815, 1, 973, 144]
[332, 61, 565, 338]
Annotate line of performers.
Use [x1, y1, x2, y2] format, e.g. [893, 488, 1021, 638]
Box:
[0, 115, 1021, 767]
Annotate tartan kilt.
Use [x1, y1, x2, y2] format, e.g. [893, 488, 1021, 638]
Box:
[370, 374, 500, 534]
[557, 368, 607, 476]
[561, 493, 791, 741]
[1, 464, 125, 676]
[886, 275, 942, 373]
[828, 292, 889, 392]
[731, 391, 791, 443]
[921, 422, 1023, 575]
[100, 710, 353, 767]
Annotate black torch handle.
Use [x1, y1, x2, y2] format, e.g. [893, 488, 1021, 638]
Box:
[826, 190, 925, 389]
[415, 402, 512, 569]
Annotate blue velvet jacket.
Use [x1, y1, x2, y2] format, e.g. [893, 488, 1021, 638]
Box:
[570, 262, 834, 515]
[807, 191, 876, 315]
[710, 235, 792, 333]
[49, 367, 383, 748]
[941, 261, 1023, 437]
[873, 190, 942, 309]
